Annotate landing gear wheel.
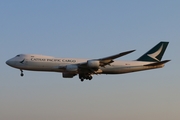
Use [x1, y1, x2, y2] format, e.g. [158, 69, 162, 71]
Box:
[21, 73, 24, 77]
[79, 74, 93, 82]
[20, 70, 24, 77]
[81, 79, 84, 82]
[89, 76, 92, 80]
[79, 74, 84, 82]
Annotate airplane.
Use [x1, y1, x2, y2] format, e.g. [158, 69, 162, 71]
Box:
[6, 41, 170, 82]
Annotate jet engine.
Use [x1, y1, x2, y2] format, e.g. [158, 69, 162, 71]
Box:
[66, 64, 78, 72]
[62, 72, 76, 78]
[87, 60, 100, 69]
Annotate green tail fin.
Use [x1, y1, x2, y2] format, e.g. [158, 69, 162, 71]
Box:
[137, 41, 169, 62]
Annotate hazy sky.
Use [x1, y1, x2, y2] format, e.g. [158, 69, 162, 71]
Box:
[0, 1, 180, 120]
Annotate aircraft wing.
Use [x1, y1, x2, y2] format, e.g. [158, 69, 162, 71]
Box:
[97, 50, 135, 66]
[77, 50, 135, 73]
[59, 50, 135, 74]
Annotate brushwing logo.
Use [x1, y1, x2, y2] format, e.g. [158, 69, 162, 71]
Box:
[147, 44, 163, 61]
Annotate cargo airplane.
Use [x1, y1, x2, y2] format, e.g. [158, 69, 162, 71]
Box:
[6, 42, 170, 81]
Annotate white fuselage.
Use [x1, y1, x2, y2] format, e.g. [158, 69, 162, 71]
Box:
[6, 54, 164, 74]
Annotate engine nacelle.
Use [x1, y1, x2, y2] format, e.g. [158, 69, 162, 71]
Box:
[62, 72, 76, 78]
[66, 64, 78, 72]
[87, 60, 100, 69]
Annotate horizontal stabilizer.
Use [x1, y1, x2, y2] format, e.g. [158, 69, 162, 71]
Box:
[144, 60, 171, 66]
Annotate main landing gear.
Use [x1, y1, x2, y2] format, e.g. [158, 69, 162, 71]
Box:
[20, 70, 24, 77]
[79, 74, 93, 82]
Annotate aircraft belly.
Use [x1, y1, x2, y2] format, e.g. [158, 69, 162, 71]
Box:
[101, 66, 158, 74]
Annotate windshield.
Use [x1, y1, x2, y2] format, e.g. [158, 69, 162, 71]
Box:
[16, 55, 20, 57]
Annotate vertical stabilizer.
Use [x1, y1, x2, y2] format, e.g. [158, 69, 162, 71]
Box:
[137, 41, 169, 62]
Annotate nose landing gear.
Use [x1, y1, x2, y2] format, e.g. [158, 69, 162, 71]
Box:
[20, 70, 24, 77]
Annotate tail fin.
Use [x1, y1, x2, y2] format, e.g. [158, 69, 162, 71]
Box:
[137, 41, 169, 62]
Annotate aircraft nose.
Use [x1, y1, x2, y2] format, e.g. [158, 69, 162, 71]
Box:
[6, 59, 14, 66]
[6, 60, 10, 65]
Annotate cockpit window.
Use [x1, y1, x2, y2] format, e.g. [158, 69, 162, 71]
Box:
[16, 55, 20, 57]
